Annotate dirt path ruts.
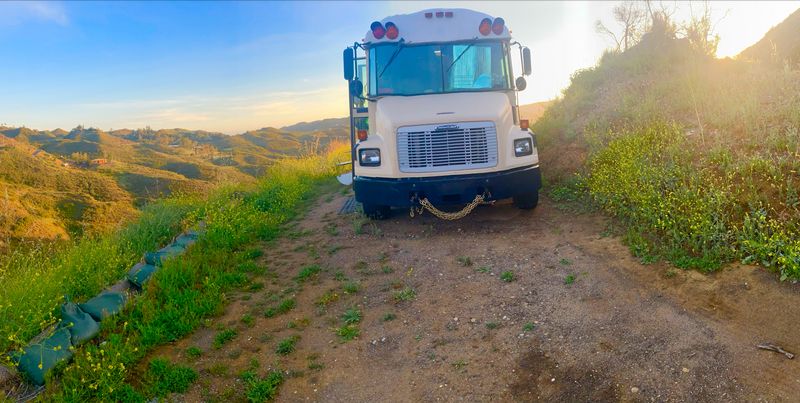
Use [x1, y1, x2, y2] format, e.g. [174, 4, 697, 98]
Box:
[159, 191, 800, 402]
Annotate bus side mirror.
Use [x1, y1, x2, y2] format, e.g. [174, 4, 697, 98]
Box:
[349, 79, 363, 96]
[343, 48, 354, 81]
[516, 77, 527, 91]
[522, 47, 532, 76]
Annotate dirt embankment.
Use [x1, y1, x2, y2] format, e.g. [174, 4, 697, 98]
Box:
[153, 191, 800, 402]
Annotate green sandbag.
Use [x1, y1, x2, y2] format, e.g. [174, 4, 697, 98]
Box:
[127, 262, 158, 289]
[60, 302, 99, 346]
[144, 244, 185, 266]
[79, 291, 127, 321]
[16, 328, 73, 385]
[172, 233, 198, 248]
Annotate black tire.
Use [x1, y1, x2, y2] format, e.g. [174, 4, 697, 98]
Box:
[362, 203, 390, 219]
[513, 190, 539, 210]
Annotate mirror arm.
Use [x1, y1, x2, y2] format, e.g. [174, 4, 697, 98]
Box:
[509, 41, 530, 77]
[356, 94, 379, 103]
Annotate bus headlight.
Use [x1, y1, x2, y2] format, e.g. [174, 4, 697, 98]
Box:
[514, 138, 532, 157]
[359, 148, 381, 166]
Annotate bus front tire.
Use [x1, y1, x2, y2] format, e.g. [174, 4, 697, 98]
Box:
[362, 203, 390, 219]
[513, 190, 539, 210]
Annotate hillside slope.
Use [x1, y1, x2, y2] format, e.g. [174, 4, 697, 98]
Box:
[534, 18, 800, 278]
[0, 136, 137, 245]
[739, 8, 800, 66]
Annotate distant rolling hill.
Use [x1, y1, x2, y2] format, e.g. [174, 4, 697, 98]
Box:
[282, 117, 349, 133]
[519, 101, 555, 124]
[0, 122, 347, 245]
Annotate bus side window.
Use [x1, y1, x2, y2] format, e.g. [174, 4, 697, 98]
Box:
[351, 59, 367, 108]
[368, 49, 377, 96]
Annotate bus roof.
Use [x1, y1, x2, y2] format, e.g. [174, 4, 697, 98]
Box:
[363, 8, 511, 45]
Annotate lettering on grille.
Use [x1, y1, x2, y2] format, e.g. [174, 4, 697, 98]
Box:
[397, 121, 498, 173]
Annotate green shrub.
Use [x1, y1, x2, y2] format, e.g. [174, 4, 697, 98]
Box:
[342, 281, 360, 294]
[392, 287, 416, 302]
[186, 346, 202, 358]
[533, 31, 800, 280]
[585, 123, 735, 271]
[265, 298, 296, 317]
[341, 308, 362, 325]
[144, 358, 198, 397]
[213, 329, 237, 349]
[275, 335, 300, 355]
[335, 325, 359, 341]
[295, 264, 321, 282]
[738, 210, 800, 280]
[244, 371, 284, 402]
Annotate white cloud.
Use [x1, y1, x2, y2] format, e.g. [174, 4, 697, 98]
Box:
[0, 1, 69, 27]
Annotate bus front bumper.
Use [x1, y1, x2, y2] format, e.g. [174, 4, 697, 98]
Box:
[353, 165, 542, 208]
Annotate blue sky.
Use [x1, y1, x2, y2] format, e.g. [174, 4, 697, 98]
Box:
[1, 1, 797, 133]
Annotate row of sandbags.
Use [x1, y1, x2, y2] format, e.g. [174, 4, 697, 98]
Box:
[11, 229, 199, 385]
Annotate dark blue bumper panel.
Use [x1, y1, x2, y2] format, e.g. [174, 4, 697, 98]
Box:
[353, 165, 541, 208]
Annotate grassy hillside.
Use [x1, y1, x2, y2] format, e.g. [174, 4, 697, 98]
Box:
[0, 137, 138, 246]
[739, 8, 800, 67]
[0, 142, 347, 400]
[0, 122, 347, 244]
[535, 17, 800, 278]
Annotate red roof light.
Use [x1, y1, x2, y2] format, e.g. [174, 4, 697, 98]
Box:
[492, 17, 505, 35]
[385, 22, 399, 40]
[478, 18, 492, 36]
[370, 21, 385, 39]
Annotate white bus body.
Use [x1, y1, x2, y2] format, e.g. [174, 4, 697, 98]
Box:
[343, 8, 541, 218]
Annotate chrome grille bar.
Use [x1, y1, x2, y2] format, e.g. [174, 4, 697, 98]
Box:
[397, 121, 498, 173]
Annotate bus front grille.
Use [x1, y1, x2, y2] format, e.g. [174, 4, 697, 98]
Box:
[397, 121, 498, 173]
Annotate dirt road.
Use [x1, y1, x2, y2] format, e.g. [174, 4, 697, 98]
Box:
[159, 190, 800, 402]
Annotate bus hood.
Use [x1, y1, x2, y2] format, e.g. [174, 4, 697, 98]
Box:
[374, 92, 513, 135]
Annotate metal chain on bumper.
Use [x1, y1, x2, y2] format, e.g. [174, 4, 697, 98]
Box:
[409, 192, 492, 220]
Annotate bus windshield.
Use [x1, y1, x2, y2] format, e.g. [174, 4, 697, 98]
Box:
[369, 41, 511, 96]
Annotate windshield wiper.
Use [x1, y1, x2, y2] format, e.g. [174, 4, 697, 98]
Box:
[379, 39, 405, 78]
[446, 37, 479, 73]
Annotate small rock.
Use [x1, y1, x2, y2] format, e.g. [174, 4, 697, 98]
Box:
[551, 378, 556, 382]
[631, 387, 640, 393]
